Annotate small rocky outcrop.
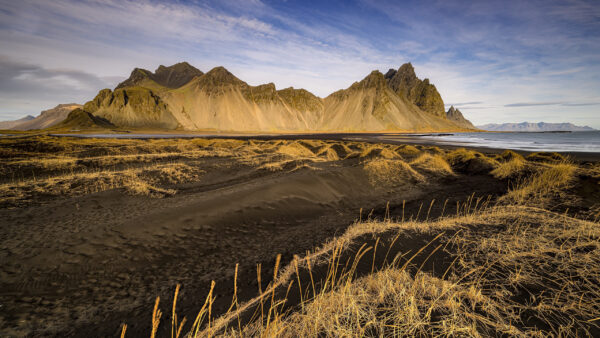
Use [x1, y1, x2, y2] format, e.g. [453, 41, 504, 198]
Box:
[446, 106, 476, 129]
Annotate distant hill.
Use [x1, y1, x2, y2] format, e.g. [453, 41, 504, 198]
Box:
[0, 115, 35, 129]
[477, 122, 596, 132]
[445, 106, 475, 129]
[50, 108, 115, 131]
[45, 61, 479, 132]
[9, 103, 83, 130]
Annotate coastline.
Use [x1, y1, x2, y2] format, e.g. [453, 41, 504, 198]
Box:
[44, 131, 600, 162]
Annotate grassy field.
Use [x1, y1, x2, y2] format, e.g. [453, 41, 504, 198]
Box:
[0, 135, 598, 337]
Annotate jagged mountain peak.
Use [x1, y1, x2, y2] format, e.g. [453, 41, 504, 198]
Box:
[116, 62, 203, 89]
[195, 66, 246, 87]
[353, 70, 387, 90]
[446, 106, 475, 129]
[385, 62, 445, 117]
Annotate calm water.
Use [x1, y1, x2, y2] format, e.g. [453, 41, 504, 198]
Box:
[380, 131, 600, 153]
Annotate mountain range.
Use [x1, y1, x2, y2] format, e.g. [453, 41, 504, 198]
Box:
[2, 62, 477, 132]
[0, 104, 83, 130]
[477, 122, 596, 132]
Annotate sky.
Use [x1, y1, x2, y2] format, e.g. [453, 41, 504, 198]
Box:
[0, 0, 598, 127]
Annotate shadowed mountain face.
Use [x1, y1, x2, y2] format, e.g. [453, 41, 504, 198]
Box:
[83, 87, 179, 129]
[66, 62, 469, 132]
[384, 63, 446, 118]
[116, 62, 203, 89]
[51, 108, 115, 130]
[446, 106, 476, 129]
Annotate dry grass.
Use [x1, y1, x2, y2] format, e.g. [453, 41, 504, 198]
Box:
[129, 205, 599, 337]
[500, 161, 577, 206]
[410, 153, 454, 176]
[363, 158, 424, 186]
[0, 162, 203, 205]
[491, 156, 527, 179]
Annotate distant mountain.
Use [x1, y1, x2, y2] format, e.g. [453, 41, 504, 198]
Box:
[66, 61, 472, 132]
[477, 122, 596, 132]
[446, 106, 475, 129]
[8, 104, 83, 130]
[0, 115, 35, 129]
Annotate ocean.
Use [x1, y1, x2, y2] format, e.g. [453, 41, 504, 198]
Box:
[380, 131, 600, 153]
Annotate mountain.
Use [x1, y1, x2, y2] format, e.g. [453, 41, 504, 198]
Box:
[322, 70, 457, 131]
[11, 103, 82, 130]
[162, 66, 326, 131]
[477, 122, 596, 132]
[68, 62, 467, 132]
[83, 88, 179, 129]
[50, 108, 115, 130]
[0, 115, 35, 130]
[384, 63, 445, 118]
[446, 106, 476, 129]
[116, 62, 203, 90]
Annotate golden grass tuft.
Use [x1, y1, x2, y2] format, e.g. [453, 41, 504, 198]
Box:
[526, 152, 567, 163]
[276, 142, 316, 158]
[444, 148, 480, 164]
[500, 161, 577, 206]
[363, 158, 424, 186]
[490, 156, 527, 179]
[410, 153, 454, 176]
[359, 145, 401, 160]
[495, 149, 524, 162]
[394, 144, 422, 157]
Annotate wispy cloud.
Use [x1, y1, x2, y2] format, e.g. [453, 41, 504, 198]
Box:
[0, 55, 113, 114]
[505, 102, 565, 107]
[561, 102, 600, 107]
[445, 101, 485, 107]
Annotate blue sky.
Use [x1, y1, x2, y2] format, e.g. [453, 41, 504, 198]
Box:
[0, 0, 598, 127]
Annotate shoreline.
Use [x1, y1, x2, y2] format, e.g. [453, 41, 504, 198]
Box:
[44, 131, 600, 162]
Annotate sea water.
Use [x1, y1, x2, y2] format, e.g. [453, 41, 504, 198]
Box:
[386, 131, 600, 153]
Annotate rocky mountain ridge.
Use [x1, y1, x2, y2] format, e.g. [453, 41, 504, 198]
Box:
[2, 62, 478, 132]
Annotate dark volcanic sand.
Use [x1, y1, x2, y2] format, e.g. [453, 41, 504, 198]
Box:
[0, 147, 513, 337]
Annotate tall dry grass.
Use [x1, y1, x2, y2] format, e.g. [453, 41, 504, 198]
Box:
[128, 205, 599, 337]
[500, 161, 577, 206]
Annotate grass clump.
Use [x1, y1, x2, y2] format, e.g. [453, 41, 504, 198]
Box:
[500, 161, 577, 206]
[491, 156, 527, 179]
[410, 153, 454, 176]
[359, 145, 401, 160]
[276, 142, 315, 159]
[526, 152, 567, 163]
[363, 158, 423, 186]
[394, 144, 422, 158]
[445, 148, 499, 174]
